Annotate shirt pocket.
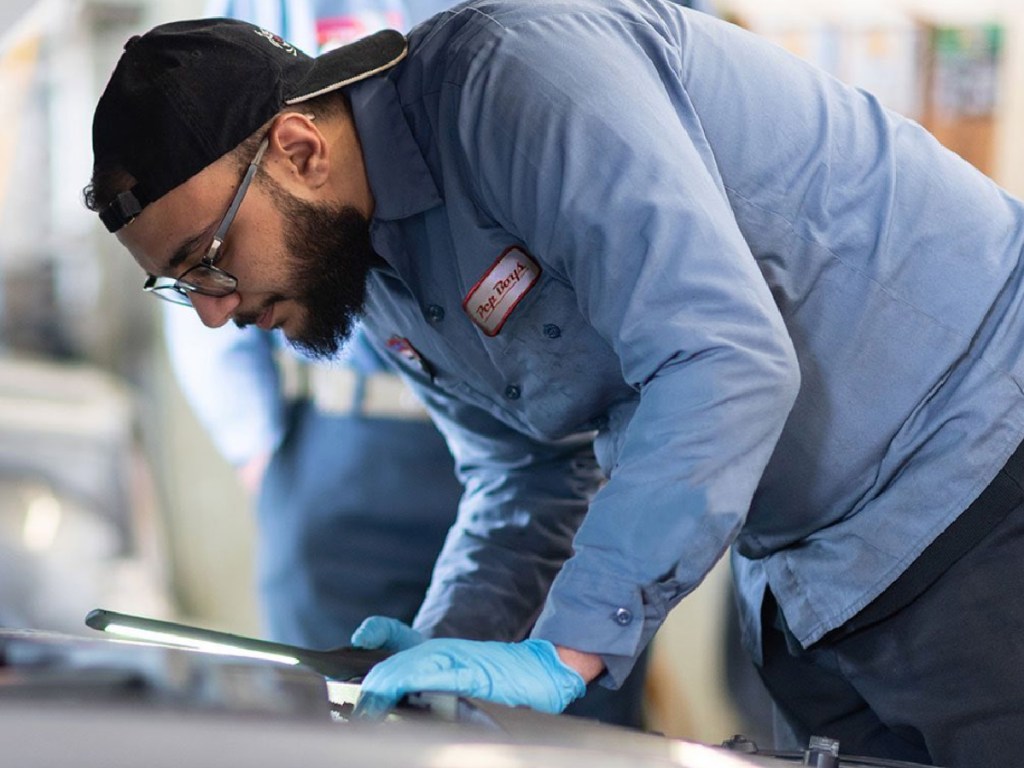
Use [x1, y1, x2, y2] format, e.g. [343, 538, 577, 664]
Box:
[496, 275, 633, 438]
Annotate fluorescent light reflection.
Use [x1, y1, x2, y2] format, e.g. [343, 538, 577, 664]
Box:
[669, 740, 758, 768]
[426, 744, 527, 768]
[103, 623, 301, 666]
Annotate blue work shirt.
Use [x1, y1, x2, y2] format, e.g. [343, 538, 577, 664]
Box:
[348, 0, 1024, 684]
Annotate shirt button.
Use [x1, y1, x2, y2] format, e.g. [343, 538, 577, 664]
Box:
[426, 304, 445, 323]
[504, 384, 521, 400]
[542, 323, 562, 339]
[614, 608, 632, 626]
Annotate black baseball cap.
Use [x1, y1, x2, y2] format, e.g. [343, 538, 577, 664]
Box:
[92, 18, 407, 233]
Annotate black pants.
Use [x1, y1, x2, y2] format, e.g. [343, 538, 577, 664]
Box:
[758, 446, 1024, 768]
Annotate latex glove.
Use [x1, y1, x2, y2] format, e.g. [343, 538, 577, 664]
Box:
[352, 637, 587, 719]
[351, 616, 424, 652]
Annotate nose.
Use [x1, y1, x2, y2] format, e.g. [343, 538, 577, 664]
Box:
[190, 292, 241, 328]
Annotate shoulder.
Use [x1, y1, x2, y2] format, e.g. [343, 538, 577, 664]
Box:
[405, 0, 656, 86]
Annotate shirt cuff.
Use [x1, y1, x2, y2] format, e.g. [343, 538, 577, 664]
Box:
[530, 556, 670, 687]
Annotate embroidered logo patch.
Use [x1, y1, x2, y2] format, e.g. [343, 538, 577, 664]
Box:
[254, 28, 298, 56]
[386, 335, 433, 378]
[462, 247, 541, 336]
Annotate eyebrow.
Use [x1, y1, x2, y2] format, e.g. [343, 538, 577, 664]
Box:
[163, 223, 218, 274]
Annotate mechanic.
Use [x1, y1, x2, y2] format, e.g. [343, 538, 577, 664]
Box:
[85, 1, 1024, 764]
[160, 0, 652, 729]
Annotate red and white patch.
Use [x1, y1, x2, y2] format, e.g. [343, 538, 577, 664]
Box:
[254, 28, 298, 56]
[462, 247, 541, 336]
[386, 335, 431, 376]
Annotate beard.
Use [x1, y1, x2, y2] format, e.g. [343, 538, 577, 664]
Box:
[248, 179, 380, 359]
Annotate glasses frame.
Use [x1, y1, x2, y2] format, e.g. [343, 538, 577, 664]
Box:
[143, 137, 270, 306]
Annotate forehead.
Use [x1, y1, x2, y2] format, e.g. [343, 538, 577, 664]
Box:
[115, 157, 236, 275]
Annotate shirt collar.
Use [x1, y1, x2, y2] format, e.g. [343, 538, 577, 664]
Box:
[348, 76, 442, 222]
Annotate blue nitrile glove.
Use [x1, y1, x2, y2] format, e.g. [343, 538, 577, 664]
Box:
[351, 616, 425, 652]
[351, 637, 587, 719]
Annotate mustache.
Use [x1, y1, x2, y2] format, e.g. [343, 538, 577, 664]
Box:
[232, 295, 285, 328]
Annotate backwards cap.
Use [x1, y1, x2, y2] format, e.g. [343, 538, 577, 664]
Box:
[91, 18, 406, 232]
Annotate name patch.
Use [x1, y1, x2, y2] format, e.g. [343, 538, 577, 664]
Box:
[462, 247, 541, 336]
[386, 335, 433, 378]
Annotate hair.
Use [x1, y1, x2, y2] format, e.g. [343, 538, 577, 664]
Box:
[82, 88, 352, 213]
[82, 166, 135, 213]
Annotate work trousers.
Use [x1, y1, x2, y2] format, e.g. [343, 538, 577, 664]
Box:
[758, 445, 1024, 767]
[257, 401, 460, 649]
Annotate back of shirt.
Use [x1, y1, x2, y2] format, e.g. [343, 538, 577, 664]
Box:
[354, 0, 1024, 656]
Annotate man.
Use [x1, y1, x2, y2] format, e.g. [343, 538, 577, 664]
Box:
[160, 0, 651, 728]
[86, 1, 1024, 764]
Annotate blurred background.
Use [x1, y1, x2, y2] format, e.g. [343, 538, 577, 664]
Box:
[1, 0, 1022, 747]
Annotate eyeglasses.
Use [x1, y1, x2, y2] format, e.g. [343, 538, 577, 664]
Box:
[143, 137, 270, 306]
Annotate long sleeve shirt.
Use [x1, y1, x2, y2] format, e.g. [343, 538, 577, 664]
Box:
[348, 0, 1024, 683]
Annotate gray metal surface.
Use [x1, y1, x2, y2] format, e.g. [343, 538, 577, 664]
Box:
[0, 628, 770, 768]
[0, 629, 932, 768]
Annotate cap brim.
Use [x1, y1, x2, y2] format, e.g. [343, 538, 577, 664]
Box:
[285, 28, 408, 104]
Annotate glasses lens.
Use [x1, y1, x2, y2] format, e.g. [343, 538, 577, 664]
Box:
[148, 285, 194, 306]
[142, 263, 237, 306]
[181, 265, 237, 296]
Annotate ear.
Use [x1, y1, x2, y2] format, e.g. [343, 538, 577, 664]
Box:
[267, 112, 330, 190]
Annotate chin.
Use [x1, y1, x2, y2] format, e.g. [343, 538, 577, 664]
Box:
[276, 309, 304, 339]
[284, 321, 347, 360]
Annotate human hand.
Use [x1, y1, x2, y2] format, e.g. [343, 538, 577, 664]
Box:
[236, 451, 271, 495]
[351, 616, 425, 652]
[351, 637, 587, 719]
